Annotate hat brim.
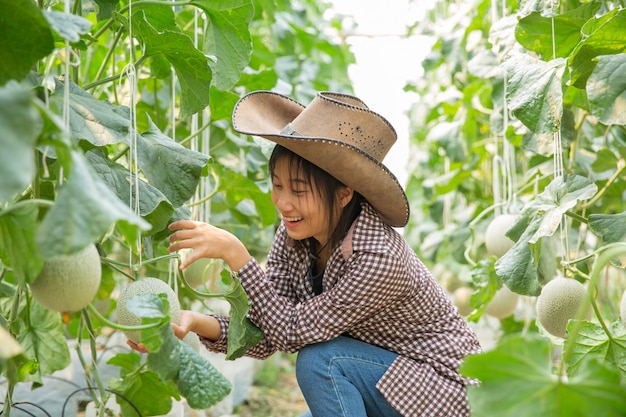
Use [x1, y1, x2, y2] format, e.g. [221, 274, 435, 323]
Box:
[232, 91, 409, 227]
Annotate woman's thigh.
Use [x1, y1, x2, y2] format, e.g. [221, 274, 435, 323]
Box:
[295, 336, 402, 417]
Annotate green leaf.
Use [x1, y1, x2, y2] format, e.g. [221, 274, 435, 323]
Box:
[590, 148, 619, 172]
[564, 320, 626, 381]
[130, 293, 232, 409]
[467, 258, 499, 322]
[138, 117, 210, 208]
[495, 175, 597, 295]
[587, 53, 626, 125]
[527, 174, 597, 244]
[36, 150, 150, 258]
[191, 0, 254, 90]
[515, 3, 601, 60]
[569, 8, 626, 88]
[17, 300, 70, 384]
[86, 149, 174, 236]
[49, 80, 131, 146]
[177, 342, 232, 409]
[461, 333, 626, 417]
[216, 165, 276, 227]
[43, 10, 92, 43]
[92, 0, 120, 21]
[0, 0, 54, 84]
[503, 54, 566, 133]
[0, 203, 43, 285]
[107, 352, 179, 417]
[221, 271, 264, 360]
[132, 8, 212, 117]
[0, 82, 42, 204]
[589, 212, 626, 244]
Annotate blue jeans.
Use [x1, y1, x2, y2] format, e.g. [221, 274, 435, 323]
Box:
[296, 336, 403, 417]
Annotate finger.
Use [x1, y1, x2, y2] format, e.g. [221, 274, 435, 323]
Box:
[168, 219, 198, 231]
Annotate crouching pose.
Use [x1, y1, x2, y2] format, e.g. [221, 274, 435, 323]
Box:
[129, 91, 481, 416]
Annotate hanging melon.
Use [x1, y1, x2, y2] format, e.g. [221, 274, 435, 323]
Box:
[29, 244, 102, 313]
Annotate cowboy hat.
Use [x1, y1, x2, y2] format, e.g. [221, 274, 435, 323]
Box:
[232, 91, 409, 227]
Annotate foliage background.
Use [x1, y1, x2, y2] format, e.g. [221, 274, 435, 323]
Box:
[1, 0, 626, 415]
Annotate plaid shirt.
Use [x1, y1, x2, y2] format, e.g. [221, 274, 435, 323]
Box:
[202, 202, 481, 416]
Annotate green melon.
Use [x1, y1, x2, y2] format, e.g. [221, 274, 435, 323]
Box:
[536, 277, 591, 338]
[485, 286, 519, 319]
[116, 277, 181, 343]
[453, 287, 474, 317]
[29, 244, 102, 313]
[485, 214, 517, 258]
[183, 257, 223, 288]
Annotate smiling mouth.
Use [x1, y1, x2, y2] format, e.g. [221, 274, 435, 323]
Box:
[282, 216, 303, 223]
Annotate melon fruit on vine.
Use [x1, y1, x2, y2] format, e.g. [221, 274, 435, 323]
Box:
[116, 277, 181, 343]
[485, 214, 517, 258]
[536, 277, 591, 338]
[29, 244, 102, 313]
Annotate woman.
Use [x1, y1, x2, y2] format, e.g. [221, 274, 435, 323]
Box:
[132, 91, 481, 416]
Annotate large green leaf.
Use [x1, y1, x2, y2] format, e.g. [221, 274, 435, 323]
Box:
[0, 204, 43, 285]
[0, 0, 54, 85]
[17, 300, 71, 384]
[588, 212, 626, 244]
[43, 10, 92, 43]
[0, 82, 42, 204]
[132, 8, 212, 117]
[569, 8, 626, 88]
[108, 352, 179, 417]
[587, 53, 626, 125]
[86, 149, 174, 236]
[515, 2, 601, 60]
[191, 0, 254, 90]
[36, 151, 150, 258]
[461, 333, 626, 417]
[50, 80, 131, 146]
[495, 175, 597, 296]
[221, 271, 264, 360]
[565, 320, 626, 381]
[137, 117, 210, 208]
[503, 54, 566, 134]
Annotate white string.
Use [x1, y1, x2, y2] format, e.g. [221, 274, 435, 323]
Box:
[124, 0, 142, 267]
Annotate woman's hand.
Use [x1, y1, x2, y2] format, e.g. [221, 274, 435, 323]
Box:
[125, 310, 222, 352]
[168, 220, 252, 271]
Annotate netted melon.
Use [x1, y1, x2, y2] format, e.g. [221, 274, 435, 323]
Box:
[536, 277, 591, 338]
[116, 277, 181, 343]
[29, 244, 102, 313]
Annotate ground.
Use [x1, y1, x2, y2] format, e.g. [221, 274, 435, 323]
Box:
[236, 353, 308, 417]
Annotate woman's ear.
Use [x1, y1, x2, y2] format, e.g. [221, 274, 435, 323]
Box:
[337, 187, 354, 208]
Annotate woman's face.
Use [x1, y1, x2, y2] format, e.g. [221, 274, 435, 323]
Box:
[271, 157, 352, 245]
[271, 157, 329, 244]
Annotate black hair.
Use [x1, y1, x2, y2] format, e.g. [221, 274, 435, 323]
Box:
[268, 145, 363, 253]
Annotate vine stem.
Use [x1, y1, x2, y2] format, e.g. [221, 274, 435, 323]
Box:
[559, 242, 626, 375]
[85, 303, 166, 332]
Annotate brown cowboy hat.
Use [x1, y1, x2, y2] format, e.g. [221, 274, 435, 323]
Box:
[232, 91, 410, 227]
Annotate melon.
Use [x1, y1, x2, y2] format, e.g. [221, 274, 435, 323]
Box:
[536, 277, 591, 338]
[485, 285, 519, 319]
[116, 277, 181, 343]
[453, 287, 474, 317]
[29, 244, 102, 313]
[182, 255, 223, 289]
[485, 214, 517, 258]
